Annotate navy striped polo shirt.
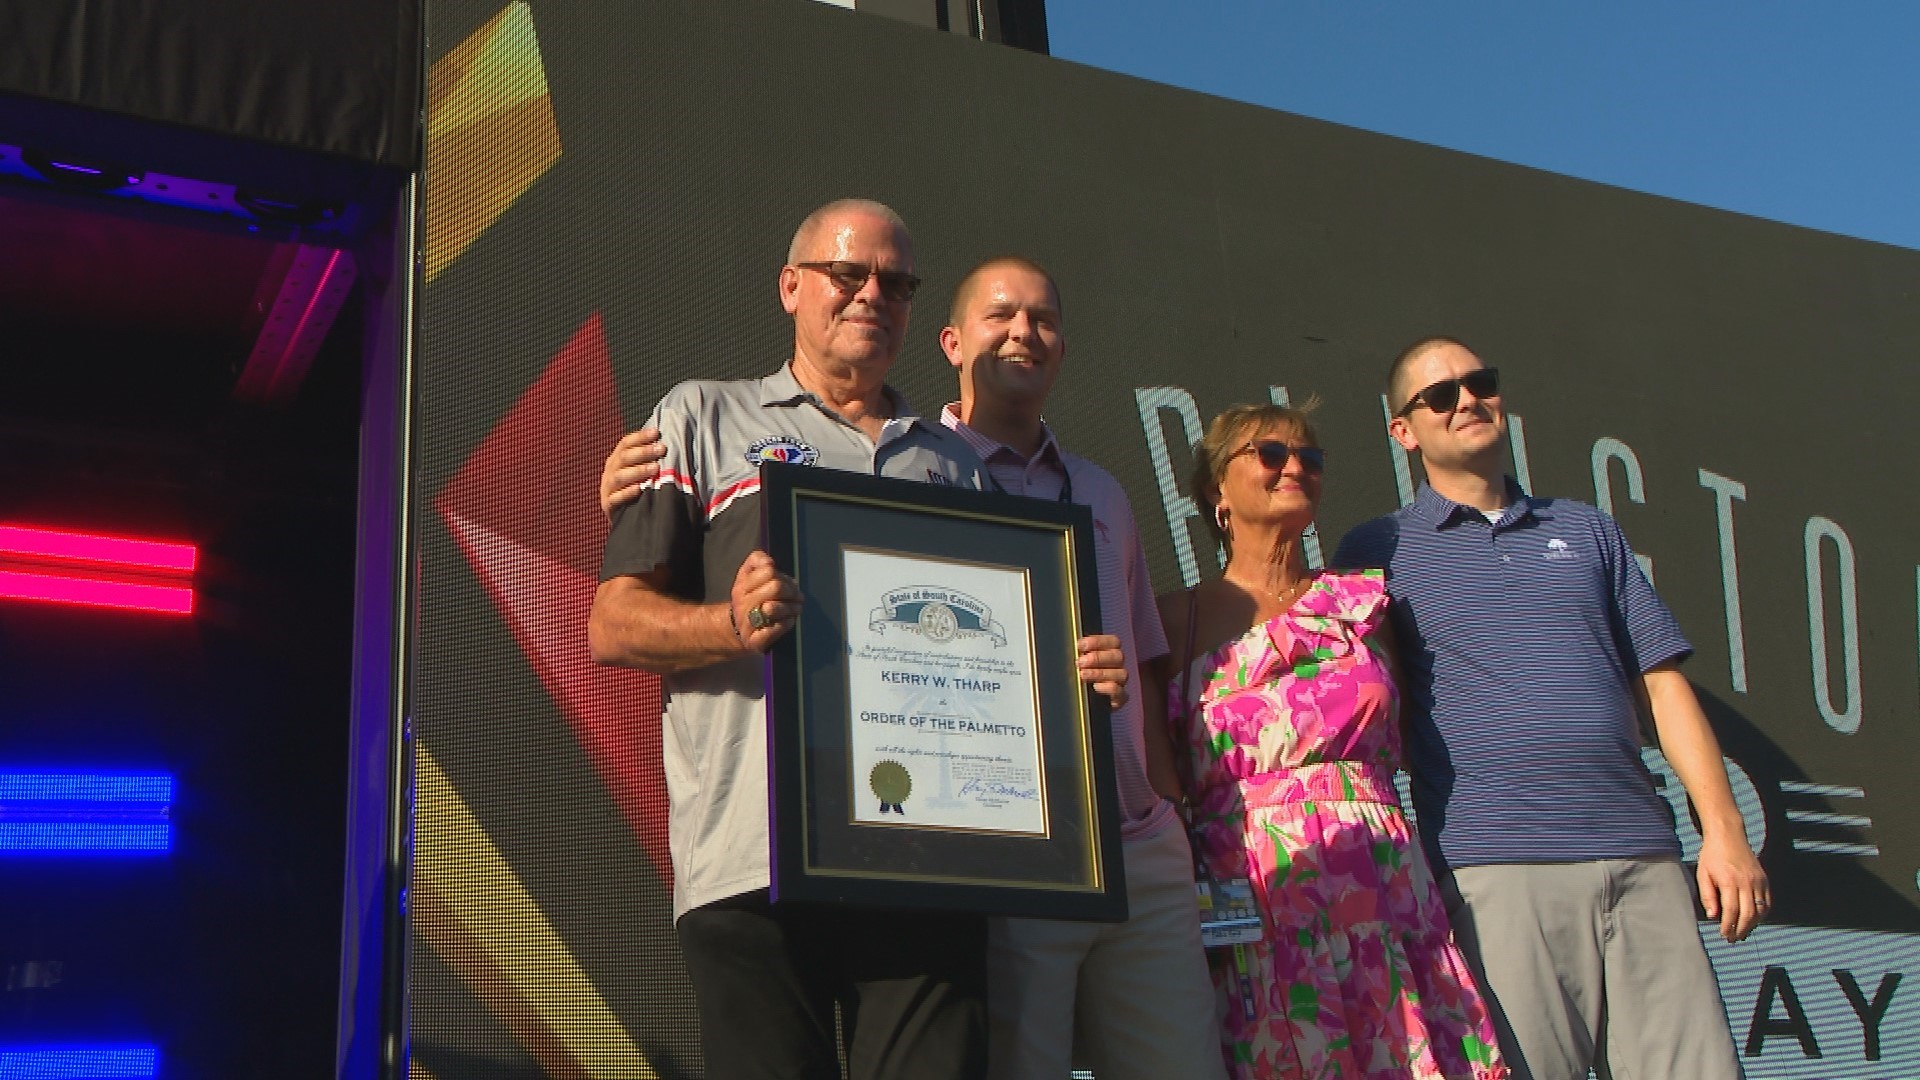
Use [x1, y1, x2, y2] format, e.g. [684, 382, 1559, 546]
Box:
[1332, 482, 1688, 871]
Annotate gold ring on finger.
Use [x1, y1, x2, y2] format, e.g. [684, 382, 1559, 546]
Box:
[747, 605, 770, 630]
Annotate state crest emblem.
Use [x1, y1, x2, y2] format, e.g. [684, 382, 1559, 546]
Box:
[868, 586, 1008, 647]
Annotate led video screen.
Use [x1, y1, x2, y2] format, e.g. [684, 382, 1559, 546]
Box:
[415, 0, 1920, 1075]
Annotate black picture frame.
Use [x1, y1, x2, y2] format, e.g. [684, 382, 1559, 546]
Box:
[762, 461, 1127, 922]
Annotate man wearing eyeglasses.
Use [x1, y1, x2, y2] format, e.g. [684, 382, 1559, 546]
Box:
[598, 254, 1223, 1080]
[1331, 337, 1766, 1080]
[589, 200, 1130, 1080]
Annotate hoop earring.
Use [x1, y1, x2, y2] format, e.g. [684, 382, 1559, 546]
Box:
[1215, 506, 1230, 536]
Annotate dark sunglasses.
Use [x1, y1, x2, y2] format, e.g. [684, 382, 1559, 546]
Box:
[1232, 441, 1326, 473]
[1396, 367, 1500, 417]
[792, 260, 922, 303]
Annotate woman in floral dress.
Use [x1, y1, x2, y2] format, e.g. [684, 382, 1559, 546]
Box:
[1157, 404, 1506, 1080]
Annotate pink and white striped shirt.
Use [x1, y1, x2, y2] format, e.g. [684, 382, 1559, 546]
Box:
[941, 403, 1177, 842]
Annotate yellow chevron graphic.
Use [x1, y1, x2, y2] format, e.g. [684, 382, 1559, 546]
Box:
[424, 2, 563, 281]
[415, 744, 657, 1079]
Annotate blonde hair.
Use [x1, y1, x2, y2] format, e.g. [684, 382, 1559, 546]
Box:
[1191, 401, 1321, 553]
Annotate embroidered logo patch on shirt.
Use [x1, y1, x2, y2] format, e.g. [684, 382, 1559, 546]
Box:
[1544, 538, 1577, 561]
[744, 436, 819, 467]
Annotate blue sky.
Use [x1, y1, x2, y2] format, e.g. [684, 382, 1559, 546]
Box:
[1045, 2, 1919, 252]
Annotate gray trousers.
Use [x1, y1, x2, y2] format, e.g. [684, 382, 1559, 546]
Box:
[987, 824, 1227, 1080]
[1443, 858, 1743, 1080]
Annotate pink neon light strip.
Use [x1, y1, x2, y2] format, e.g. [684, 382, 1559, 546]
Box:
[0, 525, 196, 574]
[266, 249, 345, 399]
[0, 569, 193, 615]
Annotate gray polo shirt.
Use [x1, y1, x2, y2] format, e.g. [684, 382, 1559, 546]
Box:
[600, 362, 988, 918]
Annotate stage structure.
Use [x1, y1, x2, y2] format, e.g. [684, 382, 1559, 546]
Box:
[0, 2, 416, 1079]
[412, 1, 1920, 1077]
[1, 0, 1917, 1076]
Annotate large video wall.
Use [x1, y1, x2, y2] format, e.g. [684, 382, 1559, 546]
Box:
[413, 0, 1920, 1075]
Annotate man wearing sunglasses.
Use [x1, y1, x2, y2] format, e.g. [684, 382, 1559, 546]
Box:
[1332, 337, 1764, 1080]
[597, 255, 1222, 1080]
[590, 200, 1131, 1080]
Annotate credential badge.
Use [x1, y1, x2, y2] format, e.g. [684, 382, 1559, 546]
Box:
[745, 435, 820, 468]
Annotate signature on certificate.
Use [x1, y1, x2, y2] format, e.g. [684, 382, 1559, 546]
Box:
[958, 776, 1039, 801]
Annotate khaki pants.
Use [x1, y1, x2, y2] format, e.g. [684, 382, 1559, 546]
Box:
[987, 824, 1227, 1080]
[1443, 859, 1742, 1080]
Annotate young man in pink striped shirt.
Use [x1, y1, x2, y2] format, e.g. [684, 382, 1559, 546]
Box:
[600, 256, 1224, 1080]
[933, 255, 1224, 1080]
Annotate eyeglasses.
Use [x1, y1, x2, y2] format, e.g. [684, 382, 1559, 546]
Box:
[792, 260, 922, 303]
[1231, 441, 1326, 473]
[1396, 367, 1500, 417]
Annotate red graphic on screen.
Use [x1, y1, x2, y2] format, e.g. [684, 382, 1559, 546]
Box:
[434, 313, 671, 882]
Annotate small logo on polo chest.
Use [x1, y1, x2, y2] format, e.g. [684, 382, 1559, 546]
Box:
[745, 436, 819, 467]
[1544, 538, 1576, 561]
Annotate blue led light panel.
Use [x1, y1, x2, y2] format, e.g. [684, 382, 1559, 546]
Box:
[0, 1045, 158, 1079]
[0, 772, 173, 854]
[0, 775, 172, 804]
[0, 823, 171, 852]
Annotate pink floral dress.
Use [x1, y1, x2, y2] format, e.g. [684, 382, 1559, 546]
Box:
[1173, 570, 1507, 1080]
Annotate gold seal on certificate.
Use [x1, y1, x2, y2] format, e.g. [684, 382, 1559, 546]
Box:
[869, 760, 911, 815]
[845, 548, 1046, 837]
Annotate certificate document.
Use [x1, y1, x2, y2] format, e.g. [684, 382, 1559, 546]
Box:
[765, 462, 1123, 918]
[841, 547, 1048, 836]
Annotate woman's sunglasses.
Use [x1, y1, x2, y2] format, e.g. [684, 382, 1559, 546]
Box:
[1395, 367, 1500, 417]
[1232, 441, 1326, 473]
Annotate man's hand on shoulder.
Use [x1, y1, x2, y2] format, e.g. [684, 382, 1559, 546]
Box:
[601, 428, 666, 518]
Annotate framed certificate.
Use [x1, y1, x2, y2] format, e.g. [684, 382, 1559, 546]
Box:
[762, 461, 1127, 922]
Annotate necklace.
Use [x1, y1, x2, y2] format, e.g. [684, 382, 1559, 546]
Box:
[1225, 571, 1312, 609]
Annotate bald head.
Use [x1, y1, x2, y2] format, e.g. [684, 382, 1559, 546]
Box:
[949, 255, 1060, 328]
[1387, 335, 1474, 411]
[788, 198, 912, 264]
